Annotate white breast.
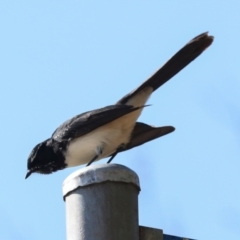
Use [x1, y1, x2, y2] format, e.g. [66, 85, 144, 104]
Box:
[64, 112, 137, 167]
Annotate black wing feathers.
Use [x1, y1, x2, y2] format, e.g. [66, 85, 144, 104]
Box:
[52, 105, 145, 141]
[117, 122, 175, 152]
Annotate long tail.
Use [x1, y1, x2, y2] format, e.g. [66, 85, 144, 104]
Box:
[117, 32, 213, 105]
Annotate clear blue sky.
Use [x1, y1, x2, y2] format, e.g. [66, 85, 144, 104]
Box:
[0, 1, 239, 240]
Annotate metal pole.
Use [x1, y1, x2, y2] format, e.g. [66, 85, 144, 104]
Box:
[63, 164, 140, 240]
[139, 226, 163, 240]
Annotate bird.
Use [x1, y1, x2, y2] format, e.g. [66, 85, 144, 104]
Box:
[25, 32, 213, 179]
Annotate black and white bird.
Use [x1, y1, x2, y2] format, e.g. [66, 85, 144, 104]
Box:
[25, 32, 213, 179]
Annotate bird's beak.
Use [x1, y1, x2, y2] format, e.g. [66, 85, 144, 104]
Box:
[25, 170, 33, 179]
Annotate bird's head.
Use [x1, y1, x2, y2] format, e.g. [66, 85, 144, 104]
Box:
[25, 139, 66, 179]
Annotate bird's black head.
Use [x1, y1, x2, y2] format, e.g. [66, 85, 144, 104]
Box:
[25, 139, 66, 179]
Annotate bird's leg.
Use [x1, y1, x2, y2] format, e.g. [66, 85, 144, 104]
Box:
[107, 152, 118, 164]
[107, 144, 125, 164]
[86, 146, 103, 166]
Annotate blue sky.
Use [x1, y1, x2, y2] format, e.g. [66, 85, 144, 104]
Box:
[0, 1, 240, 239]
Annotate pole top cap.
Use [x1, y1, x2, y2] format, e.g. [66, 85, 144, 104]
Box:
[62, 164, 140, 199]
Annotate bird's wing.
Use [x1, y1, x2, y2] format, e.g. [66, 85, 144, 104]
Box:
[52, 105, 145, 141]
[116, 122, 175, 152]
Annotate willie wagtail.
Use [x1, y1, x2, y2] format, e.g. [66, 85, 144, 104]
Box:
[25, 32, 213, 179]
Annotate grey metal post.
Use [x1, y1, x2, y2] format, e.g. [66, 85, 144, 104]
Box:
[62, 164, 140, 240]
